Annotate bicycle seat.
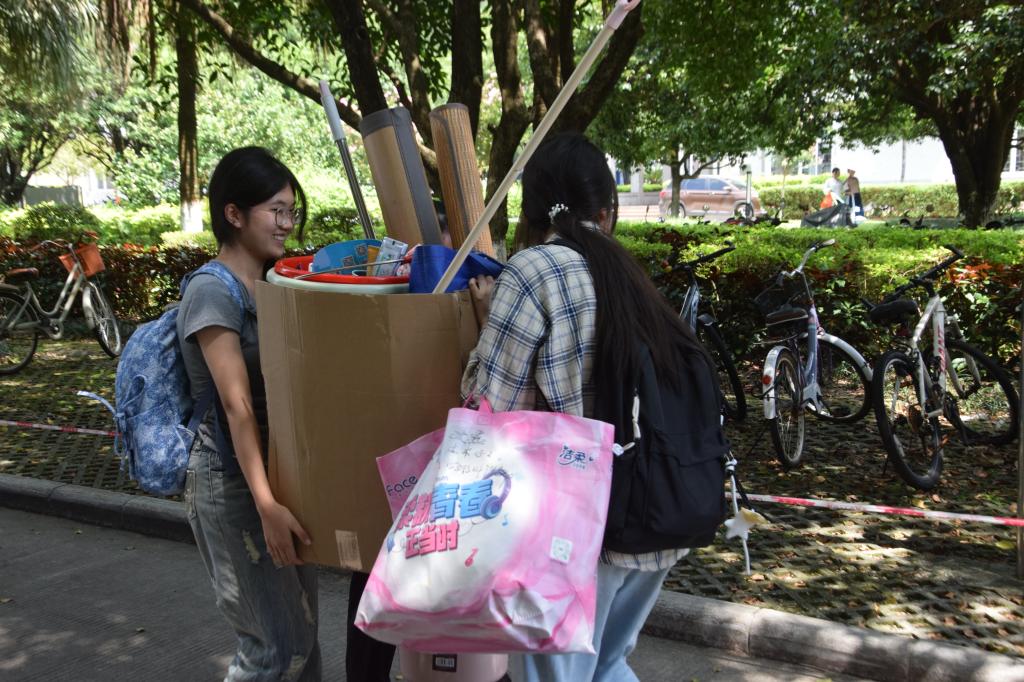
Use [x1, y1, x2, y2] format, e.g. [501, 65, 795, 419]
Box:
[869, 298, 918, 325]
[765, 305, 808, 327]
[3, 268, 39, 284]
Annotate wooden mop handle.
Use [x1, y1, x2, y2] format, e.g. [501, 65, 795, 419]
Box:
[431, 0, 642, 294]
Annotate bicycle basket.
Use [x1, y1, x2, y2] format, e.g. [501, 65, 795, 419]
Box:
[59, 243, 105, 277]
[753, 279, 802, 317]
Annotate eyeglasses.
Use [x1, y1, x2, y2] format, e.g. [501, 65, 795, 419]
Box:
[262, 207, 303, 228]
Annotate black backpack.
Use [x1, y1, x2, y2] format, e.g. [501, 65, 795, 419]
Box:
[547, 238, 731, 553]
[594, 340, 731, 553]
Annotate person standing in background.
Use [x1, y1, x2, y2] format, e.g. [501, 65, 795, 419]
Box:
[844, 169, 863, 216]
[822, 167, 844, 208]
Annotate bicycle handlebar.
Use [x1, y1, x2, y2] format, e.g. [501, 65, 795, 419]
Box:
[787, 239, 836, 276]
[28, 239, 70, 252]
[879, 245, 964, 302]
[684, 242, 735, 268]
[657, 242, 735, 279]
[26, 230, 99, 253]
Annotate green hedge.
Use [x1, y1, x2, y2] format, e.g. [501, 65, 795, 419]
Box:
[2, 223, 1020, 366]
[0, 201, 371, 248]
[758, 181, 1024, 220]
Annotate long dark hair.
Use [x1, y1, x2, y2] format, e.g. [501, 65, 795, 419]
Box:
[516, 132, 708, 387]
[208, 146, 307, 247]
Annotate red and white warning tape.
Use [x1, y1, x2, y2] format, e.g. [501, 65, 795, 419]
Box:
[0, 418, 117, 439]
[745, 492, 1024, 528]
[3, 407, 1022, 529]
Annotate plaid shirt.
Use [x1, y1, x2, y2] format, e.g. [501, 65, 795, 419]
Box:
[461, 243, 688, 572]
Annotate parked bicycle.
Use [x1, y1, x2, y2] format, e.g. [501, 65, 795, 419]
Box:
[659, 242, 747, 421]
[867, 245, 1019, 490]
[757, 239, 873, 469]
[0, 232, 121, 374]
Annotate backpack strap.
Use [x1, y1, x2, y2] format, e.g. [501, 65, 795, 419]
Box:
[181, 261, 249, 474]
[183, 261, 248, 315]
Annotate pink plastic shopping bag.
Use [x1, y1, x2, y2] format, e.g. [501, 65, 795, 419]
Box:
[376, 428, 445, 519]
[356, 400, 614, 654]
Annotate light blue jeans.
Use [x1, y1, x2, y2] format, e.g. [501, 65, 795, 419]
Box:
[511, 563, 671, 682]
[185, 443, 321, 681]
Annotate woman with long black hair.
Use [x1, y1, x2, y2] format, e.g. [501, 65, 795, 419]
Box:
[179, 146, 321, 680]
[463, 132, 712, 680]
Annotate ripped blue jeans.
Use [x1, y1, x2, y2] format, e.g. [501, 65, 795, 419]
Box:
[185, 443, 321, 681]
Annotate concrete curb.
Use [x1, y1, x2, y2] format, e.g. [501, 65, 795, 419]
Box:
[3, 473, 1023, 681]
[0, 473, 192, 543]
[644, 589, 1024, 682]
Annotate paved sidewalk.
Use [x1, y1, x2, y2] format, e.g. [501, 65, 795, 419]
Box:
[2, 477, 1024, 679]
[0, 507, 858, 682]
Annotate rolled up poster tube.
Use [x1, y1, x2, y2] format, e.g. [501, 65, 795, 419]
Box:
[429, 103, 495, 256]
[360, 106, 443, 247]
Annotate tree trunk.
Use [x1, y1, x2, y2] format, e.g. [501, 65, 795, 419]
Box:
[450, 0, 483, 136]
[486, 0, 531, 255]
[668, 157, 682, 218]
[322, 0, 389, 116]
[176, 2, 202, 233]
[0, 152, 28, 206]
[934, 102, 1017, 227]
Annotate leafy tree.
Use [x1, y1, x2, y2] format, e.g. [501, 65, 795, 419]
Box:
[0, 0, 95, 82]
[592, 2, 775, 218]
[668, 1, 1024, 225]
[0, 0, 104, 205]
[174, 0, 644, 244]
[81, 62, 359, 207]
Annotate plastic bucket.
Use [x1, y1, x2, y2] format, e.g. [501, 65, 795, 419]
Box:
[398, 649, 507, 682]
[269, 255, 409, 294]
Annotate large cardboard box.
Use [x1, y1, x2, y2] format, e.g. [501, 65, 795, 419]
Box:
[255, 282, 479, 570]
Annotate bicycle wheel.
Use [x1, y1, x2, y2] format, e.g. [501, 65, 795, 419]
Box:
[944, 339, 1019, 446]
[872, 349, 943, 490]
[814, 338, 871, 423]
[87, 281, 122, 358]
[0, 290, 39, 374]
[768, 349, 805, 469]
[698, 323, 747, 422]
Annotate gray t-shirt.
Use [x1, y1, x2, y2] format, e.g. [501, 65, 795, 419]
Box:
[176, 267, 268, 460]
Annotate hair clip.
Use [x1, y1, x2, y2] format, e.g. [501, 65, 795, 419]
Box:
[548, 203, 570, 221]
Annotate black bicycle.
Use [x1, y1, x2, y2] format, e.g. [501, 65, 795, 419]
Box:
[658, 243, 746, 422]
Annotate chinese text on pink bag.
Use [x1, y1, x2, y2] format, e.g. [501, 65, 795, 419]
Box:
[357, 400, 614, 654]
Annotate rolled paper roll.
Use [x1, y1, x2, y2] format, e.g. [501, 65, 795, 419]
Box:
[360, 107, 443, 247]
[429, 104, 495, 256]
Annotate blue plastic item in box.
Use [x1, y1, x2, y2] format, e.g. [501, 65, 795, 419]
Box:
[409, 244, 504, 294]
[312, 239, 382, 273]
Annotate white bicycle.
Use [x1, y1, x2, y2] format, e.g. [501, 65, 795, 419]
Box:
[757, 239, 873, 469]
[0, 232, 121, 374]
[867, 245, 1019, 490]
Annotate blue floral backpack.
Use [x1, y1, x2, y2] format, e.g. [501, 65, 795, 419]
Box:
[112, 261, 244, 496]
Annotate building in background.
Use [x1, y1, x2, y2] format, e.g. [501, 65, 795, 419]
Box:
[25, 167, 117, 207]
[705, 128, 1024, 185]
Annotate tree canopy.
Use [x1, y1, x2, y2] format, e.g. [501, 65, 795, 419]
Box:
[665, 0, 1024, 224]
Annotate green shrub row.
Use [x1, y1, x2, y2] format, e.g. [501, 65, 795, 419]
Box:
[758, 181, 1024, 220]
[0, 201, 373, 250]
[616, 183, 662, 193]
[2, 222, 1020, 367]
